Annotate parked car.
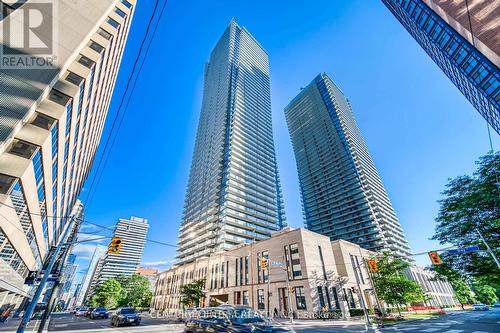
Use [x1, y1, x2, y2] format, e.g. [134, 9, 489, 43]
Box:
[74, 307, 88, 317]
[184, 306, 294, 333]
[85, 307, 95, 317]
[90, 308, 109, 319]
[110, 308, 141, 326]
[472, 304, 489, 311]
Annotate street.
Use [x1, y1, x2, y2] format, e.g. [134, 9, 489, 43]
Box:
[0, 309, 496, 333]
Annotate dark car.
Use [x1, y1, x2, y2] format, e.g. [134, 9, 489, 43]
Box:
[184, 306, 295, 333]
[84, 307, 95, 317]
[110, 308, 141, 327]
[90, 307, 109, 319]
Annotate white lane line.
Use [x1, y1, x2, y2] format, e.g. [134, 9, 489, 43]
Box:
[420, 329, 440, 332]
[441, 330, 463, 333]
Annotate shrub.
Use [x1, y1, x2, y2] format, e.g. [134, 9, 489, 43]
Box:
[349, 309, 365, 317]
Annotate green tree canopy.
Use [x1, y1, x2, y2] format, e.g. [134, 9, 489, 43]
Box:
[180, 279, 205, 308]
[90, 279, 122, 308]
[432, 152, 499, 288]
[118, 274, 153, 308]
[473, 281, 498, 305]
[431, 262, 475, 308]
[372, 253, 425, 315]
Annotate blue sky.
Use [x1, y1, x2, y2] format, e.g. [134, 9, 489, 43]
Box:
[71, 0, 498, 283]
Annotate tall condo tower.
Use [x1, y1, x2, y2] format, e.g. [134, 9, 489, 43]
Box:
[285, 73, 411, 257]
[0, 0, 136, 307]
[96, 217, 149, 285]
[382, 0, 499, 134]
[177, 20, 286, 264]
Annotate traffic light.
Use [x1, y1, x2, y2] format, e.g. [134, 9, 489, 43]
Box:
[108, 237, 123, 254]
[367, 259, 378, 273]
[428, 251, 442, 265]
[260, 258, 268, 270]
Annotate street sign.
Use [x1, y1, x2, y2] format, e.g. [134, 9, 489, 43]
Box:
[271, 261, 284, 267]
[464, 246, 480, 253]
[447, 249, 461, 254]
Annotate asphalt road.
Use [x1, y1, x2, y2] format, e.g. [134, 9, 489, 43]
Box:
[47, 313, 184, 332]
[1, 308, 493, 333]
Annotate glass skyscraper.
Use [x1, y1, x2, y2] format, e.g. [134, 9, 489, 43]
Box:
[285, 73, 411, 257]
[177, 20, 286, 264]
[382, 0, 499, 134]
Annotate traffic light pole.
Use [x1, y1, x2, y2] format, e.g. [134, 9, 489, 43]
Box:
[350, 255, 371, 330]
[476, 229, 500, 269]
[17, 216, 76, 333]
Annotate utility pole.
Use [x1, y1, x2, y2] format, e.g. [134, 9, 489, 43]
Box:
[36, 218, 80, 333]
[17, 216, 76, 333]
[350, 255, 371, 331]
[281, 257, 293, 324]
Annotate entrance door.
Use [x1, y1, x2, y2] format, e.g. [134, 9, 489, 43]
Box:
[278, 288, 288, 317]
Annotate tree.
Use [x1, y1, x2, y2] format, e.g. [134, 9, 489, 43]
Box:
[473, 280, 498, 305]
[180, 279, 205, 308]
[90, 279, 122, 308]
[432, 152, 500, 288]
[371, 253, 425, 315]
[118, 274, 153, 308]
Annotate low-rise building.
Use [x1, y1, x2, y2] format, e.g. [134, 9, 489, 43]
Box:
[153, 228, 383, 318]
[406, 265, 456, 307]
[136, 267, 158, 292]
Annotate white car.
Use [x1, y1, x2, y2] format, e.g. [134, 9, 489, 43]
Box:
[472, 304, 489, 311]
[75, 307, 88, 316]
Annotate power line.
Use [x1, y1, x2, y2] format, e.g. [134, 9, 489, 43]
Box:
[84, 0, 164, 206]
[87, 0, 169, 208]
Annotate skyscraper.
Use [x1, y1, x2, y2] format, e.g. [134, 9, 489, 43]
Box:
[75, 245, 105, 306]
[96, 217, 149, 285]
[382, 0, 499, 134]
[0, 0, 136, 307]
[285, 73, 411, 257]
[176, 20, 286, 264]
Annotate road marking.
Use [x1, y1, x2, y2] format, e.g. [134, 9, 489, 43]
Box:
[471, 331, 489, 333]
[441, 330, 463, 333]
[420, 329, 441, 332]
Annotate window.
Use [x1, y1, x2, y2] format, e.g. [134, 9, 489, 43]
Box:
[65, 71, 84, 86]
[115, 7, 126, 18]
[31, 113, 55, 130]
[98, 28, 112, 40]
[332, 287, 340, 309]
[244, 256, 249, 285]
[49, 89, 71, 106]
[107, 17, 120, 29]
[89, 41, 104, 53]
[257, 289, 265, 310]
[325, 287, 332, 310]
[0, 174, 16, 194]
[285, 244, 302, 279]
[78, 55, 95, 69]
[317, 286, 325, 308]
[295, 287, 306, 310]
[243, 291, 249, 305]
[121, 0, 132, 8]
[9, 140, 38, 159]
[318, 245, 327, 280]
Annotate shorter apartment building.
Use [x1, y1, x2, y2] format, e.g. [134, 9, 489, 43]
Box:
[153, 228, 383, 318]
[407, 265, 456, 307]
[136, 267, 158, 292]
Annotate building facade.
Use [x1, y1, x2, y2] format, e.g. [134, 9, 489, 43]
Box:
[0, 0, 136, 307]
[154, 228, 382, 318]
[96, 217, 149, 285]
[406, 265, 456, 307]
[382, 0, 499, 134]
[284, 73, 411, 258]
[177, 19, 286, 264]
[75, 245, 105, 306]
